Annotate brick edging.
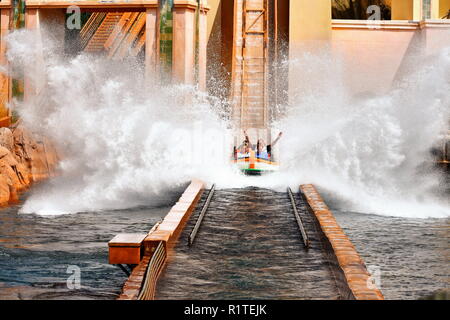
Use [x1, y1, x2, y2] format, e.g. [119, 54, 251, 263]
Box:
[300, 184, 384, 300]
[118, 179, 204, 300]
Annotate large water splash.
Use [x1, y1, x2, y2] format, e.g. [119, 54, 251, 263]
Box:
[6, 30, 236, 215]
[5, 29, 450, 218]
[208, 47, 450, 219]
[274, 48, 450, 218]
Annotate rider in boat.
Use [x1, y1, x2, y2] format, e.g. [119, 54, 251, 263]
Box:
[255, 132, 283, 160]
[236, 130, 283, 160]
[236, 135, 252, 158]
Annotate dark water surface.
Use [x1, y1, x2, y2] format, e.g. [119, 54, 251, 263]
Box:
[156, 188, 340, 300]
[0, 197, 173, 300]
[0, 187, 448, 300]
[333, 211, 449, 300]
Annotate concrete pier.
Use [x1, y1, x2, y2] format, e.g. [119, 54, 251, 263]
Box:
[155, 188, 340, 300]
[111, 182, 384, 300]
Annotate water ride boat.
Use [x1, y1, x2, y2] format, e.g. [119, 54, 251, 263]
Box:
[232, 128, 282, 175]
[232, 148, 279, 176]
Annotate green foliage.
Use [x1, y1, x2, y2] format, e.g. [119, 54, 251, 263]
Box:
[11, 0, 25, 105]
[159, 0, 174, 81]
[12, 79, 24, 101]
[12, 0, 25, 29]
[11, 110, 20, 124]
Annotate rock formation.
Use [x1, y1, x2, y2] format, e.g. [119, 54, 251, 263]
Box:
[0, 125, 59, 206]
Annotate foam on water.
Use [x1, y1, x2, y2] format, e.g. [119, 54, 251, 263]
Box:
[5, 29, 450, 218]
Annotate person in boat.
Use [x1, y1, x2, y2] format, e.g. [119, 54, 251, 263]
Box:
[236, 133, 253, 157]
[256, 132, 283, 160]
[236, 130, 283, 159]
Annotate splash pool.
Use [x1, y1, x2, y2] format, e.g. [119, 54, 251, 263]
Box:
[0, 191, 447, 300]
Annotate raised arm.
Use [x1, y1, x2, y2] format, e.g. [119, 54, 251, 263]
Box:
[243, 130, 252, 145]
[270, 132, 283, 147]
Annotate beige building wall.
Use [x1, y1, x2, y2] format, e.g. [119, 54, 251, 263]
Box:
[439, 0, 450, 17]
[331, 23, 419, 94]
[289, 0, 332, 104]
[413, 0, 423, 19]
[206, 0, 221, 43]
[331, 20, 450, 95]
[205, 0, 234, 99]
[391, 0, 449, 20]
[430, 0, 441, 18]
[391, 0, 421, 20]
[289, 0, 332, 47]
[392, 0, 414, 19]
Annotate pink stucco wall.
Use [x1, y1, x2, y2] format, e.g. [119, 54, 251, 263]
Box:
[331, 20, 450, 95]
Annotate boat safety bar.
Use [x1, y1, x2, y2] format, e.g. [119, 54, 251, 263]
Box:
[287, 187, 309, 248]
[188, 184, 216, 246]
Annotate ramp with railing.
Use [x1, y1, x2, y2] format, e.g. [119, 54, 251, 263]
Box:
[110, 182, 384, 300]
[84, 12, 124, 53]
[81, 11, 146, 58]
[155, 187, 340, 299]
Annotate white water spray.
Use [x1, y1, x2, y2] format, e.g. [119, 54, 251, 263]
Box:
[276, 48, 450, 218]
[6, 30, 237, 215]
[5, 29, 450, 218]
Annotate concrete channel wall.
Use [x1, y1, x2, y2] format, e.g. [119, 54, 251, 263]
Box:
[117, 179, 204, 300]
[300, 184, 384, 300]
[115, 181, 384, 300]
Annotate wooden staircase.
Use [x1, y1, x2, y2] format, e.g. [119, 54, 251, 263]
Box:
[79, 12, 107, 50]
[84, 13, 123, 53]
[230, 0, 269, 130]
[82, 11, 146, 58]
[130, 31, 146, 57]
[106, 12, 146, 59]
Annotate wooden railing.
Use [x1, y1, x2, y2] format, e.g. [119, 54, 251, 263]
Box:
[109, 12, 146, 59]
[137, 241, 167, 300]
[85, 13, 124, 52]
[82, 11, 146, 58]
[79, 12, 107, 50]
[130, 31, 146, 57]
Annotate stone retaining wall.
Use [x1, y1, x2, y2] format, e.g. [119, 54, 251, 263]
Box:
[300, 184, 384, 300]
